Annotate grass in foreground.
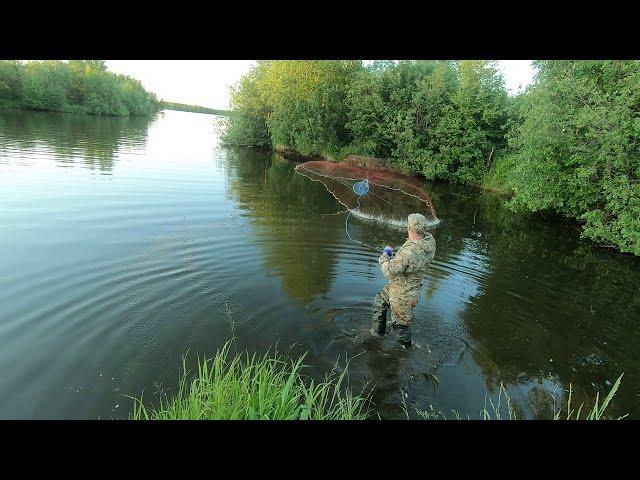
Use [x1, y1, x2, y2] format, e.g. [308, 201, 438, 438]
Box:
[415, 374, 627, 420]
[130, 340, 370, 420]
[129, 329, 627, 421]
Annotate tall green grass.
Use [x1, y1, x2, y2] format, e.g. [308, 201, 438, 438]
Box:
[551, 373, 627, 420]
[129, 340, 370, 420]
[131, 342, 627, 420]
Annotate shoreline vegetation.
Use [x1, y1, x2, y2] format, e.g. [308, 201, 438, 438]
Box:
[0, 60, 160, 116]
[0, 60, 229, 118]
[130, 339, 371, 420]
[162, 101, 229, 116]
[221, 60, 640, 256]
[129, 338, 626, 420]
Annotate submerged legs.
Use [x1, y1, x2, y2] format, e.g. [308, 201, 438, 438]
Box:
[371, 288, 389, 336]
[371, 286, 415, 348]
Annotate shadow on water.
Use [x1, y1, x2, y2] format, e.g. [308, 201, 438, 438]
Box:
[0, 109, 156, 172]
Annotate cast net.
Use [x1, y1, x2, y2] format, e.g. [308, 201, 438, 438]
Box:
[295, 157, 440, 250]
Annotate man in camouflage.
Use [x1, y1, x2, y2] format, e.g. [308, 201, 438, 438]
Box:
[371, 213, 436, 348]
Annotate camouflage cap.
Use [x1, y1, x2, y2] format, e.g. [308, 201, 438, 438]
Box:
[408, 213, 429, 235]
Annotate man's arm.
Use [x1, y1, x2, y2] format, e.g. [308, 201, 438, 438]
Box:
[379, 251, 409, 280]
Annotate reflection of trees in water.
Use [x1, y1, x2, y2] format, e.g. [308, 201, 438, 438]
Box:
[430, 181, 640, 418]
[0, 109, 155, 172]
[224, 149, 344, 303]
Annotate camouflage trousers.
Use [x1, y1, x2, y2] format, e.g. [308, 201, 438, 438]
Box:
[371, 285, 420, 345]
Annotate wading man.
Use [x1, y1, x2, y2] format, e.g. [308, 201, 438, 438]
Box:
[371, 213, 436, 348]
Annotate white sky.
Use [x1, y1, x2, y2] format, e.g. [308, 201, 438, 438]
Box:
[496, 60, 536, 95]
[105, 60, 535, 109]
[106, 60, 256, 110]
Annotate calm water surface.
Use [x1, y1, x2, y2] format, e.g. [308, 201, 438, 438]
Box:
[1, 109, 639, 419]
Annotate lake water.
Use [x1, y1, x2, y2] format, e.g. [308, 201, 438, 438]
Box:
[1, 109, 638, 419]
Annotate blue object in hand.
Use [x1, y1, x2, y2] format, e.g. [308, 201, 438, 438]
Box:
[383, 246, 394, 257]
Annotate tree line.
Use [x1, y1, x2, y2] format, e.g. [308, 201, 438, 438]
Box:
[0, 60, 160, 116]
[162, 101, 228, 116]
[222, 60, 640, 256]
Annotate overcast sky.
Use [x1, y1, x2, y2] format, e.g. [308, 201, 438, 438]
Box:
[106, 60, 535, 110]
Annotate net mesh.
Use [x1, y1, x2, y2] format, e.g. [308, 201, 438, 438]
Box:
[294, 158, 440, 230]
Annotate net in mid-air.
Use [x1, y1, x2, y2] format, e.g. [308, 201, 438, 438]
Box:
[294, 157, 440, 233]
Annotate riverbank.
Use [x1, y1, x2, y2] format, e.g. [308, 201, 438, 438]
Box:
[0, 99, 159, 117]
[247, 142, 638, 253]
[223, 60, 639, 256]
[274, 145, 514, 197]
[130, 339, 371, 420]
[231, 142, 618, 255]
[129, 338, 626, 420]
[162, 101, 229, 116]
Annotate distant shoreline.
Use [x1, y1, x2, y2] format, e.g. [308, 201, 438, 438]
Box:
[0, 101, 157, 117]
[0, 101, 230, 118]
[161, 102, 229, 116]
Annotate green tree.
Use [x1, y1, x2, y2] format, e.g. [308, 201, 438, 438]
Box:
[0, 60, 159, 116]
[0, 60, 24, 101]
[22, 61, 72, 111]
[224, 61, 362, 158]
[222, 60, 273, 147]
[345, 60, 507, 184]
[504, 61, 640, 255]
[420, 61, 507, 184]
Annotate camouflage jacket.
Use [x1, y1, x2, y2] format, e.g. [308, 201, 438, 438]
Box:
[378, 233, 436, 295]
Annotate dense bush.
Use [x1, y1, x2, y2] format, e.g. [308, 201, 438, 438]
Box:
[0, 60, 160, 116]
[223, 60, 361, 158]
[0, 60, 24, 101]
[346, 60, 508, 184]
[222, 111, 270, 147]
[501, 61, 640, 255]
[224, 60, 508, 182]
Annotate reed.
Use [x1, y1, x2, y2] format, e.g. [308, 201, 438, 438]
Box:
[130, 340, 370, 420]
[416, 374, 627, 420]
